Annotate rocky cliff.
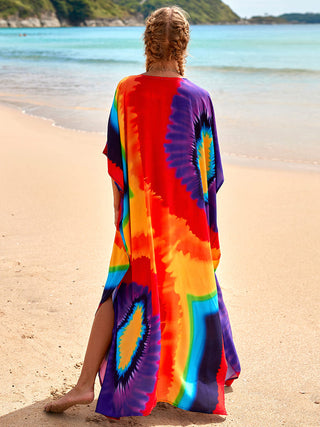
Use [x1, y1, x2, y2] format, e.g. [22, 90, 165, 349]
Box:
[0, 0, 240, 27]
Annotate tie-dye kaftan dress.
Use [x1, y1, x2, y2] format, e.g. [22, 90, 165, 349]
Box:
[96, 74, 241, 418]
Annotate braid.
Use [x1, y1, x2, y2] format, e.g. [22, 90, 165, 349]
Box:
[144, 7, 190, 76]
[177, 57, 184, 76]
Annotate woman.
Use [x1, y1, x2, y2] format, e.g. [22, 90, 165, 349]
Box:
[45, 6, 240, 418]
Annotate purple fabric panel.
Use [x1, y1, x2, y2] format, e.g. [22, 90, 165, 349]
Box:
[215, 273, 241, 380]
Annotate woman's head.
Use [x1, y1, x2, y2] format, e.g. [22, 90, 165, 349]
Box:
[144, 6, 190, 76]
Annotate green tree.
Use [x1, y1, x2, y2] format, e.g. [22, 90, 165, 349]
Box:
[68, 0, 93, 23]
[50, 0, 70, 20]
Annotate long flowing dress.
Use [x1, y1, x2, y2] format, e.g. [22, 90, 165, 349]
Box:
[96, 74, 241, 418]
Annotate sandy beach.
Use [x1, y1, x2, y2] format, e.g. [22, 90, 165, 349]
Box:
[0, 104, 319, 426]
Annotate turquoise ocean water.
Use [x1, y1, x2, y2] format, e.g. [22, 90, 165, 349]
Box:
[0, 25, 319, 169]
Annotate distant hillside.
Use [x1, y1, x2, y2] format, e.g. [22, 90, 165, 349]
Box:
[0, 0, 240, 27]
[279, 13, 320, 24]
[247, 12, 320, 25]
[0, 0, 129, 23]
[113, 0, 240, 23]
[0, 0, 54, 18]
[247, 15, 287, 25]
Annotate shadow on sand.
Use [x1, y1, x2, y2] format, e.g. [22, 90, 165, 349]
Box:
[0, 397, 229, 426]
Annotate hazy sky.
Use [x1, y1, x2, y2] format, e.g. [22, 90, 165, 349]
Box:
[225, 0, 320, 18]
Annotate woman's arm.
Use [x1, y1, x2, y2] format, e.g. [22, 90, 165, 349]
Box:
[112, 179, 121, 227]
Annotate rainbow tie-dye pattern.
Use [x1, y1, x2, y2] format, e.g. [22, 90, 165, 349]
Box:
[96, 75, 240, 418]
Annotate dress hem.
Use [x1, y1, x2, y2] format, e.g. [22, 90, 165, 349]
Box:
[95, 397, 228, 419]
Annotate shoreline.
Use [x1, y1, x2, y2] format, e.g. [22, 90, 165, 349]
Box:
[0, 103, 319, 425]
[1, 100, 319, 175]
[1, 20, 320, 29]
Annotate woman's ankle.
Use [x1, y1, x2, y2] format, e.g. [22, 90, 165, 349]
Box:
[75, 377, 95, 392]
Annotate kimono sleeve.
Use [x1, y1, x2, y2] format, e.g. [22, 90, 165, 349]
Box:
[102, 88, 124, 192]
[205, 95, 224, 270]
[208, 96, 224, 193]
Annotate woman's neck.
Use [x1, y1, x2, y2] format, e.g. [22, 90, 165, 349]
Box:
[143, 60, 182, 78]
[143, 70, 182, 77]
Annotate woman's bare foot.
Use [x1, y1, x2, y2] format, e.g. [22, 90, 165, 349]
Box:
[44, 385, 94, 413]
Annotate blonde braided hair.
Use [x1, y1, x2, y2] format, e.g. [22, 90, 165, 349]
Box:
[144, 6, 190, 76]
